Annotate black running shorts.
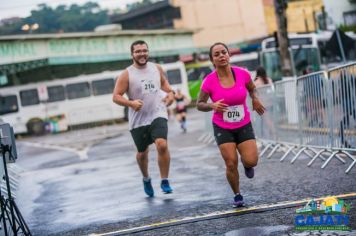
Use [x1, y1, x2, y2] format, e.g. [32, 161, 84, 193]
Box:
[130, 117, 168, 152]
[213, 122, 255, 146]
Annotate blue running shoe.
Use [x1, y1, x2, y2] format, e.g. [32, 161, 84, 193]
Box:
[233, 194, 244, 208]
[143, 179, 154, 197]
[160, 179, 173, 193]
[244, 167, 254, 179]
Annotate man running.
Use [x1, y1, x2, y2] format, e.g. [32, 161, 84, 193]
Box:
[112, 40, 175, 197]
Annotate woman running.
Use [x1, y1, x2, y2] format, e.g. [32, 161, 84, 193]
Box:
[196, 42, 265, 207]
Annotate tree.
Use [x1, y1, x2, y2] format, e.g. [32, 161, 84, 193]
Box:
[274, 0, 293, 77]
[0, 2, 110, 35]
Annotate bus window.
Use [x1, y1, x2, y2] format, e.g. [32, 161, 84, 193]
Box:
[92, 78, 114, 96]
[0, 95, 18, 115]
[293, 48, 320, 76]
[47, 85, 65, 102]
[187, 66, 212, 82]
[66, 82, 90, 100]
[166, 69, 182, 85]
[262, 51, 283, 81]
[231, 59, 259, 71]
[262, 48, 320, 81]
[20, 89, 39, 106]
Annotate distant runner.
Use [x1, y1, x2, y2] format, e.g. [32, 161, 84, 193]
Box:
[175, 89, 190, 132]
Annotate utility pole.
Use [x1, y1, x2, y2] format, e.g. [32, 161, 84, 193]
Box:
[274, 0, 293, 77]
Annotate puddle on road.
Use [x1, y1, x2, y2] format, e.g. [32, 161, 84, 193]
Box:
[225, 225, 292, 236]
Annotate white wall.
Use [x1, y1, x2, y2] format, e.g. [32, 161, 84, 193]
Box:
[323, 0, 356, 26]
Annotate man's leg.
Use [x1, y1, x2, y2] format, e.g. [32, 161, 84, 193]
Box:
[155, 138, 173, 193]
[137, 148, 154, 197]
[136, 148, 149, 178]
[154, 138, 170, 179]
[151, 118, 172, 193]
[131, 126, 154, 197]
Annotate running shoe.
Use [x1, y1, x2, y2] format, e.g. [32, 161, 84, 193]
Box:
[233, 194, 245, 207]
[143, 179, 154, 197]
[160, 179, 173, 193]
[244, 166, 254, 179]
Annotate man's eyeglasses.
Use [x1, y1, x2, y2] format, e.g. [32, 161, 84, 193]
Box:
[133, 49, 149, 54]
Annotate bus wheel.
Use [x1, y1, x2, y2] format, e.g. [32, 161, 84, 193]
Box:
[124, 107, 128, 121]
[27, 118, 45, 135]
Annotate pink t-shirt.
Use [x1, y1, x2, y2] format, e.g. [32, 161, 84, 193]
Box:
[201, 66, 251, 129]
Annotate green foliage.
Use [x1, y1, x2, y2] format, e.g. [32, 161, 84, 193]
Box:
[339, 24, 356, 33]
[0, 2, 110, 35]
[126, 0, 156, 11]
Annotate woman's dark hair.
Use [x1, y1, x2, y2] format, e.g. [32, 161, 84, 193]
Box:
[209, 42, 229, 62]
[256, 66, 269, 84]
[130, 40, 148, 53]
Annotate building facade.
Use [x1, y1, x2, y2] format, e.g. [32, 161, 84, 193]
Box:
[263, 0, 324, 34]
[112, 0, 269, 48]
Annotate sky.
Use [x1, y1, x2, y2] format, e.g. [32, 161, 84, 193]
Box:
[0, 0, 140, 20]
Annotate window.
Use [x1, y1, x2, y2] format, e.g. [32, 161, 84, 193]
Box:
[20, 89, 39, 106]
[92, 78, 114, 96]
[166, 69, 182, 85]
[66, 82, 90, 99]
[262, 51, 283, 81]
[187, 66, 212, 82]
[231, 59, 259, 71]
[0, 95, 18, 115]
[47, 85, 65, 102]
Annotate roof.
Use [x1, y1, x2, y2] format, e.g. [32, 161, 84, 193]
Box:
[0, 28, 194, 41]
[111, 0, 171, 23]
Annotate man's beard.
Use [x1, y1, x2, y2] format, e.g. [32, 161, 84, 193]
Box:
[133, 57, 148, 66]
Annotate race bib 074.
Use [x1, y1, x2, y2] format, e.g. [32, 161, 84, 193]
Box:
[223, 105, 245, 122]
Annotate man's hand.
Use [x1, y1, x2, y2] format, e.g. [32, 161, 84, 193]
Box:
[130, 99, 143, 111]
[252, 98, 265, 116]
[163, 92, 175, 106]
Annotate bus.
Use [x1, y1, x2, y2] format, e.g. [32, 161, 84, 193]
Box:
[261, 33, 322, 81]
[0, 61, 190, 135]
[185, 52, 259, 100]
[261, 31, 356, 81]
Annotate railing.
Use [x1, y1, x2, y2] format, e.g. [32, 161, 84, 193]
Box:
[199, 62, 356, 174]
[252, 63, 356, 174]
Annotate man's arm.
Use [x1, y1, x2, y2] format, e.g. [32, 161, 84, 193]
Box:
[157, 64, 174, 94]
[156, 64, 175, 105]
[112, 69, 143, 111]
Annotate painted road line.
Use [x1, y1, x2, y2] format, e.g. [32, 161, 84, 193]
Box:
[20, 141, 89, 160]
[90, 192, 356, 236]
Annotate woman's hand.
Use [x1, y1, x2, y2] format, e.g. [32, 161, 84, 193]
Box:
[252, 98, 265, 116]
[211, 99, 228, 112]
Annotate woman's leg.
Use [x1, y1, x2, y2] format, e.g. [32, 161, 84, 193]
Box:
[218, 143, 240, 194]
[237, 140, 258, 168]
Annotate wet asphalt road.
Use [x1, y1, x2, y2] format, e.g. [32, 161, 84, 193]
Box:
[13, 108, 356, 236]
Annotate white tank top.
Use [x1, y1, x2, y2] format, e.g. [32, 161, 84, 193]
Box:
[127, 62, 168, 130]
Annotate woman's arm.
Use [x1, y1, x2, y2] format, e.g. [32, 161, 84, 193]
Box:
[246, 80, 265, 116]
[196, 90, 212, 112]
[196, 90, 228, 112]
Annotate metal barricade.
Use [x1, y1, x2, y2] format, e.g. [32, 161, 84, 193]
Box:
[271, 79, 303, 161]
[322, 63, 356, 173]
[291, 72, 331, 164]
[252, 84, 279, 158]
